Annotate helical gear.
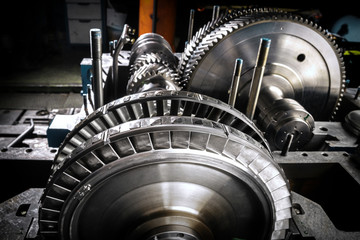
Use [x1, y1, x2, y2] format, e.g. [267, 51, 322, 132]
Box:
[179, 8, 345, 120]
[127, 62, 181, 94]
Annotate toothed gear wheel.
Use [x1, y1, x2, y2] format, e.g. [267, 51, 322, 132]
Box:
[129, 33, 177, 70]
[127, 32, 182, 94]
[130, 52, 177, 76]
[39, 116, 291, 240]
[182, 9, 345, 120]
[178, 11, 224, 76]
[127, 62, 181, 94]
[178, 8, 283, 83]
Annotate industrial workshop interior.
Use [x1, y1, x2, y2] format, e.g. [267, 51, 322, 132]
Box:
[0, 0, 359, 239]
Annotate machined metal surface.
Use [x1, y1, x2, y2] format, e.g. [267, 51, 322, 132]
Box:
[2, 6, 359, 240]
[187, 9, 195, 43]
[39, 116, 291, 240]
[291, 192, 360, 240]
[246, 37, 271, 120]
[344, 110, 360, 136]
[182, 9, 345, 121]
[54, 90, 269, 167]
[0, 188, 44, 240]
[127, 54, 180, 94]
[127, 33, 180, 94]
[305, 121, 358, 151]
[257, 97, 315, 151]
[90, 29, 104, 109]
[129, 33, 177, 71]
[274, 151, 360, 239]
[228, 58, 243, 107]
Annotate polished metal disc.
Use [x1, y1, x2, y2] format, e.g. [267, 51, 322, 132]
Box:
[183, 11, 345, 120]
[39, 116, 291, 240]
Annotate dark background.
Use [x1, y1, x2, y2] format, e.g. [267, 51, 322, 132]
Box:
[0, 0, 358, 77]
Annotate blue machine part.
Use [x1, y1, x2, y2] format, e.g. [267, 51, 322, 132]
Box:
[80, 58, 93, 95]
[47, 114, 83, 148]
[47, 58, 92, 147]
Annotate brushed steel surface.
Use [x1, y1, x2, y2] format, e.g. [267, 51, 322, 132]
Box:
[39, 116, 291, 240]
[53, 90, 268, 166]
[184, 12, 345, 121]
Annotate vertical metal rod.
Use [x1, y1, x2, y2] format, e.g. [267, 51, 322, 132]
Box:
[281, 133, 294, 156]
[83, 95, 89, 116]
[90, 28, 103, 109]
[246, 38, 271, 120]
[112, 24, 132, 99]
[87, 84, 95, 111]
[187, 9, 195, 43]
[152, 0, 158, 33]
[228, 58, 243, 107]
[212, 5, 220, 23]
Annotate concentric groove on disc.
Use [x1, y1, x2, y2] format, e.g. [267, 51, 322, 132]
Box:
[39, 116, 291, 239]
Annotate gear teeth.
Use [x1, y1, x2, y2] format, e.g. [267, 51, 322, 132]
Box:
[178, 21, 214, 75]
[130, 52, 178, 77]
[177, 8, 246, 80]
[180, 18, 243, 89]
[128, 61, 181, 94]
[179, 8, 346, 119]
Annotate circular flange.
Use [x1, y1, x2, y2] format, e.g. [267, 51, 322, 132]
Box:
[39, 116, 291, 240]
[344, 110, 360, 137]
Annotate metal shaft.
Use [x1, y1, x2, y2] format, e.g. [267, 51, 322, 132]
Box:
[83, 95, 89, 116]
[246, 38, 271, 120]
[187, 9, 195, 43]
[281, 133, 294, 156]
[90, 29, 103, 109]
[228, 58, 243, 107]
[87, 84, 94, 111]
[212, 5, 220, 23]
